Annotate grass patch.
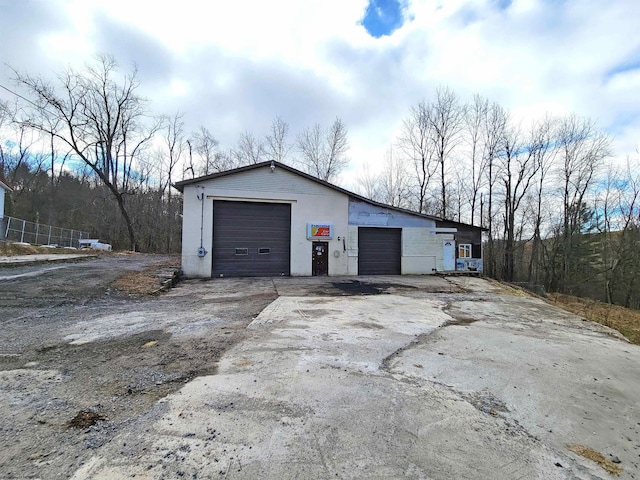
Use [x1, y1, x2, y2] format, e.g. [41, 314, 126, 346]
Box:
[0, 242, 77, 256]
[0, 241, 114, 257]
[549, 292, 640, 345]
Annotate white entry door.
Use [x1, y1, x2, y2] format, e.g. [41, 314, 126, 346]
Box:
[443, 240, 455, 271]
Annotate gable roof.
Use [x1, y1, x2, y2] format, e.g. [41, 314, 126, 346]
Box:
[173, 161, 485, 231]
[0, 177, 12, 192]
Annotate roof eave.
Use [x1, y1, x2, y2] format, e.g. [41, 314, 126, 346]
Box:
[172, 161, 483, 230]
[0, 179, 13, 192]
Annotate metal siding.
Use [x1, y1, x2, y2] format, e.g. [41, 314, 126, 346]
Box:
[348, 199, 436, 228]
[358, 227, 402, 275]
[213, 201, 291, 277]
[208, 168, 335, 196]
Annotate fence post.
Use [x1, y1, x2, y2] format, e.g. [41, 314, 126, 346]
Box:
[48, 225, 52, 245]
[21, 219, 26, 243]
[36, 223, 40, 245]
[4, 217, 10, 239]
[70, 229, 74, 248]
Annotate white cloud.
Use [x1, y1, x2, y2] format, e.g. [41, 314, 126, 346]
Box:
[1, 0, 639, 186]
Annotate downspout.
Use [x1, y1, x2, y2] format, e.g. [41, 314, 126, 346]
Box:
[197, 186, 207, 258]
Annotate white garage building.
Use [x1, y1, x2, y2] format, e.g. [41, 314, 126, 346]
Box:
[0, 176, 12, 220]
[174, 161, 483, 278]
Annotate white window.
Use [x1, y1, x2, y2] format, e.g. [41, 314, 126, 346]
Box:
[458, 244, 472, 258]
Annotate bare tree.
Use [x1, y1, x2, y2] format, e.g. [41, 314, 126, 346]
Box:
[574, 157, 640, 306]
[499, 122, 542, 282]
[185, 125, 221, 178]
[324, 118, 350, 181]
[555, 114, 611, 290]
[397, 101, 437, 214]
[379, 146, 411, 208]
[265, 116, 292, 164]
[297, 117, 350, 182]
[0, 99, 70, 224]
[297, 123, 322, 172]
[355, 164, 380, 201]
[2, 123, 42, 189]
[46, 131, 72, 225]
[526, 116, 557, 284]
[0, 100, 11, 176]
[12, 54, 159, 250]
[481, 100, 507, 277]
[429, 86, 465, 218]
[0, 99, 9, 123]
[614, 157, 640, 306]
[160, 112, 186, 252]
[463, 94, 489, 225]
[162, 112, 186, 188]
[233, 131, 266, 165]
[447, 169, 467, 222]
[596, 164, 623, 303]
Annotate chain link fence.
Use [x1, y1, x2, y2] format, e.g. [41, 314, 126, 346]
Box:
[1, 216, 90, 248]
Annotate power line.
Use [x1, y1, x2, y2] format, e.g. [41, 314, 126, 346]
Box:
[0, 83, 38, 108]
[0, 83, 59, 118]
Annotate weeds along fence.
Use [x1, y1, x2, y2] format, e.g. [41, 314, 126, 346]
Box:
[1, 216, 90, 248]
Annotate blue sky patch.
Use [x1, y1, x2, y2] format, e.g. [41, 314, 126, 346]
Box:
[607, 58, 640, 78]
[361, 0, 404, 38]
[496, 0, 513, 10]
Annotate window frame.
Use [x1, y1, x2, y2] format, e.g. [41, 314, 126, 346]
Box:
[458, 243, 472, 259]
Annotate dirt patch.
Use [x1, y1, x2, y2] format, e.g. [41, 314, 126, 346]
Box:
[0, 313, 267, 479]
[0, 256, 277, 480]
[69, 410, 106, 429]
[567, 444, 623, 475]
[110, 259, 181, 295]
[0, 254, 180, 309]
[549, 293, 640, 345]
[444, 316, 480, 326]
[496, 281, 533, 297]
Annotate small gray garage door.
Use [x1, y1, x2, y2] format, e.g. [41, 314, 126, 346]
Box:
[358, 227, 402, 275]
[212, 201, 291, 277]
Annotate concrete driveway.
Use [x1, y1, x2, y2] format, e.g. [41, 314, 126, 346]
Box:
[71, 276, 640, 479]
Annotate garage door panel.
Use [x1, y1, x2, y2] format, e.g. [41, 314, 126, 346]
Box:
[213, 201, 291, 277]
[358, 227, 401, 275]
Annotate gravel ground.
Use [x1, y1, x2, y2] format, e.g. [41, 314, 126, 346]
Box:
[0, 254, 276, 479]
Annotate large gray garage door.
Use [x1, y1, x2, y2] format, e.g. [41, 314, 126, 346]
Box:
[358, 227, 402, 275]
[212, 201, 291, 277]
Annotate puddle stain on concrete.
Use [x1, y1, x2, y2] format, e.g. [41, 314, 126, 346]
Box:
[331, 280, 418, 296]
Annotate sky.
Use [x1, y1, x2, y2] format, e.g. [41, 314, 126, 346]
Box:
[1, 0, 639, 189]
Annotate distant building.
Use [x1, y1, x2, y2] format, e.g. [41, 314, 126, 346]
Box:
[174, 161, 484, 278]
[0, 177, 12, 241]
[0, 177, 12, 219]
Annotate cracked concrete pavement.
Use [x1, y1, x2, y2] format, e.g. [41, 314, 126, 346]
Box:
[68, 276, 640, 480]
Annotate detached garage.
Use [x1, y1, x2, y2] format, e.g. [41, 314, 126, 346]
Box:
[358, 228, 401, 275]
[212, 201, 291, 277]
[174, 161, 484, 278]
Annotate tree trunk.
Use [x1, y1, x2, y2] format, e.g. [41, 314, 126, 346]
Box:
[114, 192, 138, 251]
